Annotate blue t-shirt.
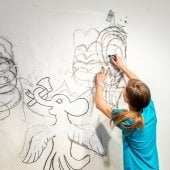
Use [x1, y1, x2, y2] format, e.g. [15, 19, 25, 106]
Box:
[112, 100, 159, 170]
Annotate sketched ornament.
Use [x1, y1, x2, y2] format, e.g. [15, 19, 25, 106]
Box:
[72, 29, 102, 88]
[21, 77, 105, 170]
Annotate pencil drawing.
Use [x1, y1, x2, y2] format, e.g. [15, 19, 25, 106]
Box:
[21, 77, 105, 169]
[0, 11, 127, 170]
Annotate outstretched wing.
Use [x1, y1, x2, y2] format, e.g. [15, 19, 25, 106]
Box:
[68, 124, 106, 156]
[22, 127, 55, 163]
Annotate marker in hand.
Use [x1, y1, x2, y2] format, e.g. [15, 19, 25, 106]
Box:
[108, 54, 117, 62]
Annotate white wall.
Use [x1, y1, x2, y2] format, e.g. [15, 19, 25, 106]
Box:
[0, 0, 170, 170]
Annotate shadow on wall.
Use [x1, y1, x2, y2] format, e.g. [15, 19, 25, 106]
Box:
[95, 123, 111, 167]
[96, 122, 123, 169]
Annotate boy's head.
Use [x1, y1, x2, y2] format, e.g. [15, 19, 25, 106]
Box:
[123, 79, 151, 111]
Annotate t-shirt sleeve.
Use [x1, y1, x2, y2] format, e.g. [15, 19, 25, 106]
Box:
[112, 108, 134, 131]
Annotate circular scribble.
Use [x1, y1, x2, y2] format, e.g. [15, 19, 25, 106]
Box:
[0, 36, 21, 120]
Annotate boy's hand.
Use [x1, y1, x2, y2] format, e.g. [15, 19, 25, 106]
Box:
[111, 54, 125, 70]
[95, 67, 107, 85]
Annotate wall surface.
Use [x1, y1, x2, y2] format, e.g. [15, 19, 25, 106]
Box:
[0, 0, 170, 170]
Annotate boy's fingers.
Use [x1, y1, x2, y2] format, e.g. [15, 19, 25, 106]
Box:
[100, 66, 105, 73]
[111, 58, 116, 64]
